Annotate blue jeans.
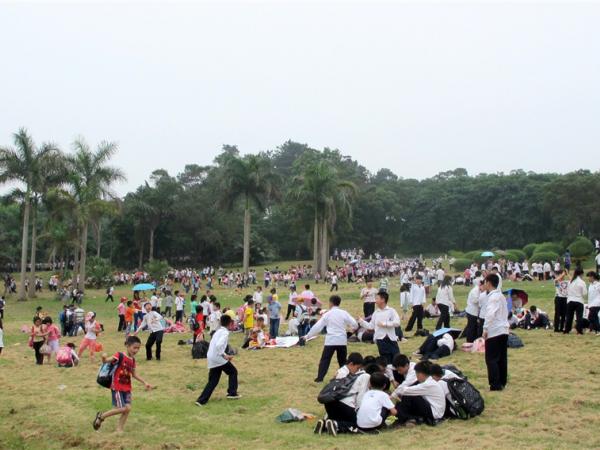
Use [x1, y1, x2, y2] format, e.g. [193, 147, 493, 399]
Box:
[269, 318, 280, 339]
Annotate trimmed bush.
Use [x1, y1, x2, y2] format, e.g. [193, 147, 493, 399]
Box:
[535, 242, 563, 255]
[505, 249, 527, 262]
[568, 237, 594, 263]
[449, 250, 466, 259]
[530, 251, 559, 263]
[451, 258, 472, 272]
[522, 243, 538, 258]
[465, 250, 487, 264]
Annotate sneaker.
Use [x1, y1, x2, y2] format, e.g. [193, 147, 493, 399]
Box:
[313, 419, 325, 435]
[325, 419, 338, 437]
[404, 419, 417, 428]
[194, 401, 203, 407]
[226, 394, 242, 399]
[92, 411, 103, 430]
[313, 378, 323, 383]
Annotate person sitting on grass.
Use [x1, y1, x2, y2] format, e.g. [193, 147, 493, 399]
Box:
[390, 354, 416, 391]
[93, 335, 154, 433]
[392, 361, 445, 427]
[56, 342, 79, 367]
[429, 363, 462, 413]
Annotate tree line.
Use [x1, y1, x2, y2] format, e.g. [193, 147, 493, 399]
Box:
[2, 129, 600, 298]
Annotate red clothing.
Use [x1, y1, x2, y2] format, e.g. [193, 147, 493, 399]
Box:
[194, 312, 205, 337]
[111, 352, 136, 392]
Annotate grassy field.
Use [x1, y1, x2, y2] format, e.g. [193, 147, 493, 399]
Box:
[1, 262, 600, 450]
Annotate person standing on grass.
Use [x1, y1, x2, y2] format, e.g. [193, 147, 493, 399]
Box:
[301, 295, 358, 382]
[358, 291, 401, 365]
[267, 294, 282, 339]
[463, 282, 483, 343]
[105, 285, 114, 303]
[31, 317, 48, 365]
[586, 271, 600, 335]
[93, 335, 154, 432]
[482, 273, 509, 391]
[174, 291, 185, 323]
[553, 270, 569, 333]
[360, 281, 378, 318]
[565, 267, 586, 335]
[285, 286, 298, 321]
[330, 272, 339, 292]
[435, 276, 456, 330]
[117, 297, 126, 332]
[195, 315, 240, 405]
[405, 276, 426, 333]
[133, 303, 165, 361]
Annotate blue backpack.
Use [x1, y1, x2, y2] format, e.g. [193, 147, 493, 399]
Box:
[97, 352, 124, 389]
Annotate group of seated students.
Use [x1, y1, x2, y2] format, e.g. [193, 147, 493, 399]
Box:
[314, 352, 463, 436]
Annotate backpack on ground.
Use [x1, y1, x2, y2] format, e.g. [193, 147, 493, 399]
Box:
[446, 378, 484, 419]
[192, 340, 209, 359]
[97, 352, 124, 389]
[317, 374, 359, 404]
[507, 333, 524, 348]
[442, 364, 467, 380]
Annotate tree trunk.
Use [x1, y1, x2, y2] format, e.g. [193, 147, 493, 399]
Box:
[17, 195, 31, 301]
[319, 219, 329, 276]
[149, 227, 155, 262]
[242, 200, 251, 275]
[138, 242, 144, 269]
[96, 221, 102, 257]
[78, 221, 89, 292]
[313, 215, 320, 275]
[28, 202, 38, 299]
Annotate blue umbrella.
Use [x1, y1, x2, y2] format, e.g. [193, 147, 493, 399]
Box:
[132, 283, 156, 291]
[481, 251, 495, 257]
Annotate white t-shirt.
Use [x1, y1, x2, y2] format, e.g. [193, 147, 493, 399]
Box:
[0, 328, 4, 347]
[84, 321, 97, 340]
[357, 390, 395, 429]
[175, 296, 185, 311]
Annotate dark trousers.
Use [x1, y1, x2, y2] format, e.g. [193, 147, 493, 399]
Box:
[324, 400, 357, 430]
[197, 361, 238, 404]
[485, 334, 508, 390]
[436, 304, 450, 330]
[589, 306, 600, 332]
[285, 304, 295, 320]
[175, 310, 183, 323]
[105, 294, 114, 302]
[464, 313, 479, 343]
[395, 395, 434, 424]
[117, 314, 125, 332]
[424, 345, 451, 360]
[298, 322, 310, 346]
[164, 306, 172, 318]
[146, 330, 164, 360]
[405, 305, 423, 331]
[269, 318, 280, 338]
[565, 301, 584, 334]
[477, 318, 485, 338]
[376, 337, 400, 365]
[330, 283, 338, 292]
[363, 302, 375, 319]
[33, 341, 44, 365]
[554, 296, 567, 332]
[316, 345, 347, 381]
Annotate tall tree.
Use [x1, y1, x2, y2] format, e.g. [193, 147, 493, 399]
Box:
[67, 138, 125, 291]
[292, 158, 356, 276]
[0, 128, 60, 300]
[218, 152, 280, 274]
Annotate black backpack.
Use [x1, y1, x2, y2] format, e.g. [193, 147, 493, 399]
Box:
[317, 374, 358, 404]
[446, 378, 484, 419]
[191, 341, 209, 359]
[442, 364, 467, 381]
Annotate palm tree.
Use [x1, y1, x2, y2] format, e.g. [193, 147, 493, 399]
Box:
[0, 128, 60, 300]
[292, 159, 356, 277]
[219, 154, 280, 274]
[67, 138, 125, 291]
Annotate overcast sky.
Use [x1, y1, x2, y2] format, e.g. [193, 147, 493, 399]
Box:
[1, 1, 599, 195]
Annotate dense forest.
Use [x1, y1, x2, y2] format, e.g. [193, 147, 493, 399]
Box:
[2, 130, 600, 279]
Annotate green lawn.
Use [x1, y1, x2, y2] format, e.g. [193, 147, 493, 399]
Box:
[1, 265, 600, 449]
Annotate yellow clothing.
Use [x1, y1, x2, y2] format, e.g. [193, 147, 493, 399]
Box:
[243, 306, 254, 329]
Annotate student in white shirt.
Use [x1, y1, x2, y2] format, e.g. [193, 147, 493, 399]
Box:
[422, 333, 454, 360]
[586, 271, 600, 334]
[285, 286, 298, 320]
[477, 288, 489, 338]
[354, 373, 397, 433]
[174, 291, 185, 323]
[483, 273, 509, 391]
[405, 275, 426, 332]
[303, 295, 358, 382]
[358, 291, 401, 365]
[195, 315, 240, 405]
[392, 361, 445, 426]
[314, 352, 370, 435]
[565, 268, 586, 335]
[133, 302, 165, 361]
[464, 283, 483, 343]
[430, 363, 462, 409]
[252, 286, 263, 307]
[360, 281, 378, 318]
[435, 276, 456, 330]
[208, 302, 222, 335]
[390, 354, 416, 395]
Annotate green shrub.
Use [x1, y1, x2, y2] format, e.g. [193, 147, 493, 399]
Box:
[86, 256, 114, 289]
[522, 243, 538, 258]
[505, 249, 527, 262]
[451, 258, 472, 272]
[449, 250, 466, 259]
[530, 251, 559, 263]
[568, 237, 594, 263]
[145, 259, 171, 283]
[535, 242, 563, 255]
[465, 250, 487, 264]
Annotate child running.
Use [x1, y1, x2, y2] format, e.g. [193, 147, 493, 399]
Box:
[93, 336, 153, 432]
